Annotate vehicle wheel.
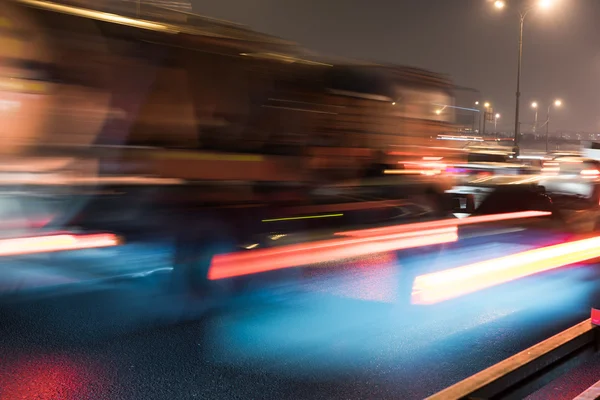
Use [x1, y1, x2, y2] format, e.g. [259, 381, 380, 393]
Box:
[171, 210, 237, 300]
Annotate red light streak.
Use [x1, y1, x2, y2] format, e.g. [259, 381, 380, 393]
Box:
[412, 236, 600, 305]
[208, 227, 457, 280]
[0, 233, 119, 257]
[337, 211, 551, 238]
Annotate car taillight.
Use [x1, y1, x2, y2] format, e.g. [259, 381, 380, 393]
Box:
[581, 169, 600, 178]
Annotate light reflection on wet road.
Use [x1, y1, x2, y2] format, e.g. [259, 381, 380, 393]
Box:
[0, 235, 599, 399]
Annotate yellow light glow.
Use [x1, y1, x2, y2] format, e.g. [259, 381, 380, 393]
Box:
[262, 213, 343, 223]
[555, 99, 562, 107]
[494, 0, 506, 9]
[412, 235, 600, 305]
[531, 102, 538, 109]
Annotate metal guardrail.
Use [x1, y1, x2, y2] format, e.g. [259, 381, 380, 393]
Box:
[427, 316, 600, 400]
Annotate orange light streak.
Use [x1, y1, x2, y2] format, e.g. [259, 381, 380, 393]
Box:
[0, 233, 120, 257]
[208, 227, 458, 280]
[337, 211, 551, 238]
[412, 236, 600, 305]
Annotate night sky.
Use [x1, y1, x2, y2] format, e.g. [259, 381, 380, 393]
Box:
[192, 0, 600, 133]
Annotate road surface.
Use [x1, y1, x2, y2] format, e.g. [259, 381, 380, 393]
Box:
[0, 227, 599, 399]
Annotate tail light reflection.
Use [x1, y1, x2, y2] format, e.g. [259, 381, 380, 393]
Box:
[208, 227, 458, 280]
[412, 236, 600, 305]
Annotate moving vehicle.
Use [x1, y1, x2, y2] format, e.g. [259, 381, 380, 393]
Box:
[0, 0, 462, 234]
[447, 159, 600, 234]
[4, 1, 573, 300]
[0, 0, 479, 297]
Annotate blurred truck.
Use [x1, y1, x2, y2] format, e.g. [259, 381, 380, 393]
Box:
[0, 0, 463, 234]
[0, 0, 486, 298]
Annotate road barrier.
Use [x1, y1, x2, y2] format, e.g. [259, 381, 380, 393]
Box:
[427, 312, 600, 400]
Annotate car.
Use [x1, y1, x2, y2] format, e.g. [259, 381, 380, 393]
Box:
[540, 156, 600, 200]
[446, 155, 600, 233]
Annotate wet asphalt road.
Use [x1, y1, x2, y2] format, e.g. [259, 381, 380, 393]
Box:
[1, 237, 600, 399]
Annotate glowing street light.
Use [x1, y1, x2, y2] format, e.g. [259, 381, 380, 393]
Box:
[493, 0, 558, 155]
[494, 113, 501, 132]
[484, 102, 491, 109]
[554, 99, 562, 107]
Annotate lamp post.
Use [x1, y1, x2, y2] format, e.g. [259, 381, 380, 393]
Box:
[493, 0, 556, 155]
[482, 102, 491, 136]
[474, 101, 480, 134]
[545, 99, 562, 153]
[531, 102, 538, 134]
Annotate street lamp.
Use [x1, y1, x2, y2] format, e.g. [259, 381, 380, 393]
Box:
[475, 101, 485, 134]
[495, 113, 501, 132]
[545, 99, 562, 152]
[531, 102, 538, 133]
[472, 101, 481, 133]
[482, 102, 491, 136]
[494, 0, 556, 155]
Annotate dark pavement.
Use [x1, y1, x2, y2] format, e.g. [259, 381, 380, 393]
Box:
[1, 232, 600, 399]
